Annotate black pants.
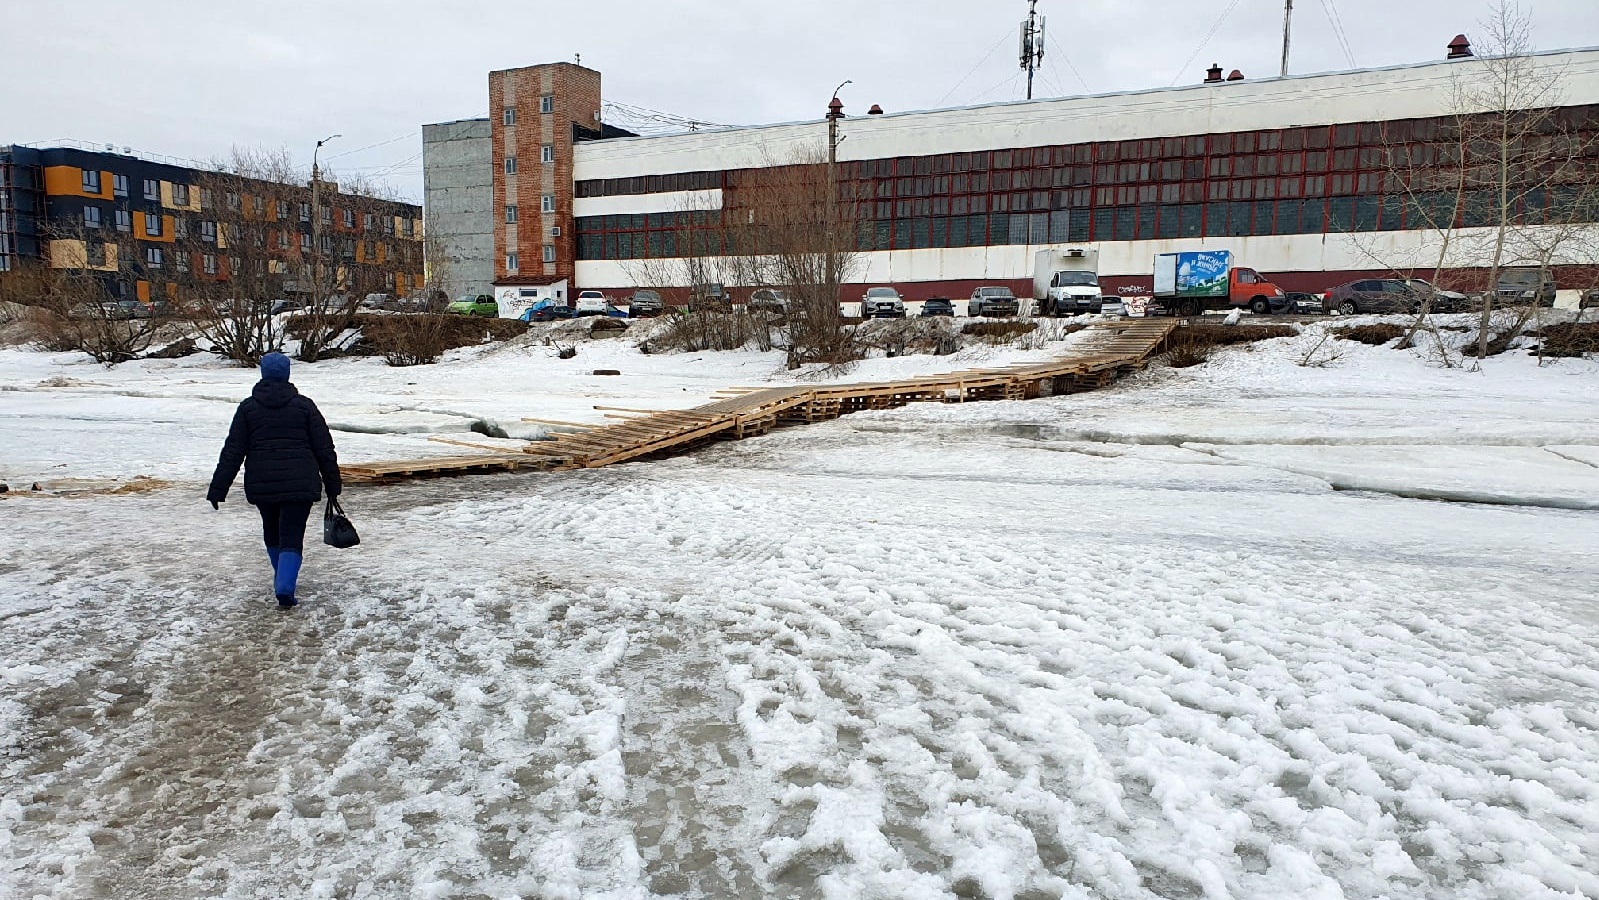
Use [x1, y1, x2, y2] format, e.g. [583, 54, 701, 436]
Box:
[257, 501, 314, 553]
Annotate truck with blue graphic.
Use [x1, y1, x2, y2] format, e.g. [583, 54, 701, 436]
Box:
[1151, 250, 1285, 317]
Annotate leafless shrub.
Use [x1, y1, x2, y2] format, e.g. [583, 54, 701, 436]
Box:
[961, 321, 1039, 341]
[1334, 323, 1408, 346]
[1534, 321, 1599, 357]
[1297, 331, 1349, 367]
[640, 309, 764, 353]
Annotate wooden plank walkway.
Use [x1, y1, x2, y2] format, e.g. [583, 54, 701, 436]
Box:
[341, 319, 1176, 484]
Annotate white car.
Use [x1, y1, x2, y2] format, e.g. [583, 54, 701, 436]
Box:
[1098, 296, 1127, 316]
[575, 290, 609, 317]
[862, 287, 906, 319]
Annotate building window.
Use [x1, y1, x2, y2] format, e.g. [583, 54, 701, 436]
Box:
[363, 213, 375, 231]
[320, 205, 331, 224]
[174, 217, 188, 239]
[541, 144, 555, 164]
[113, 173, 128, 197]
[200, 220, 216, 242]
[503, 107, 517, 126]
[275, 199, 288, 220]
[541, 194, 555, 213]
[84, 240, 105, 267]
[172, 183, 190, 206]
[175, 253, 189, 274]
[200, 188, 213, 209]
[542, 244, 555, 263]
[343, 208, 354, 228]
[115, 209, 131, 232]
[83, 207, 102, 228]
[383, 216, 394, 235]
[251, 196, 264, 216]
[299, 202, 310, 222]
[144, 212, 162, 236]
[506, 252, 518, 271]
[319, 234, 332, 252]
[300, 233, 311, 253]
[226, 192, 241, 211]
[82, 169, 102, 194]
[203, 253, 217, 275]
[505, 156, 518, 175]
[505, 205, 518, 223]
[540, 94, 554, 114]
[145, 247, 163, 269]
[144, 179, 159, 201]
[277, 230, 289, 249]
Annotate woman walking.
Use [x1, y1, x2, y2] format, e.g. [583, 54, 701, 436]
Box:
[208, 352, 342, 608]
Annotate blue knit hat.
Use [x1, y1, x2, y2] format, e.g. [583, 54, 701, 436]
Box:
[260, 352, 291, 383]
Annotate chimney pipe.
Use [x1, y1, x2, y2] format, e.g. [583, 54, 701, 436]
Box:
[868, 104, 884, 115]
[1227, 70, 1245, 81]
[1204, 63, 1224, 84]
[1447, 34, 1473, 59]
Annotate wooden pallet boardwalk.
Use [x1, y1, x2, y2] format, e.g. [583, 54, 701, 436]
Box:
[341, 319, 1176, 484]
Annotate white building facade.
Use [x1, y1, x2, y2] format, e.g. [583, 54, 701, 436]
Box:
[567, 46, 1599, 301]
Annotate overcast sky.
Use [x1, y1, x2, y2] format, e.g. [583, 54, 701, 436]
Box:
[5, 0, 1596, 202]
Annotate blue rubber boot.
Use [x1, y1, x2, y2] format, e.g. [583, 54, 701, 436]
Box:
[267, 547, 281, 571]
[274, 551, 302, 608]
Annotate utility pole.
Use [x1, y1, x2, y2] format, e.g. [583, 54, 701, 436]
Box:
[1280, 0, 1294, 77]
[310, 133, 339, 303]
[1020, 0, 1046, 100]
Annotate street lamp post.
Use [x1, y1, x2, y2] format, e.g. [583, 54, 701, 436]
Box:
[825, 82, 850, 317]
[310, 134, 340, 301]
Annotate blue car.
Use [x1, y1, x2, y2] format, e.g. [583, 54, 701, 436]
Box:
[519, 302, 576, 323]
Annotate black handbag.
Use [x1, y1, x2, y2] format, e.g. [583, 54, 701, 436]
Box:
[323, 497, 361, 549]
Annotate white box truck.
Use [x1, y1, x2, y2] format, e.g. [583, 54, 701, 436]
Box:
[1033, 247, 1102, 317]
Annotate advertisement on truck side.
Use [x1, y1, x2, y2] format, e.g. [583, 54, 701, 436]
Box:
[1170, 250, 1232, 298]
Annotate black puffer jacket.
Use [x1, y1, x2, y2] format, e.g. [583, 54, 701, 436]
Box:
[208, 381, 342, 505]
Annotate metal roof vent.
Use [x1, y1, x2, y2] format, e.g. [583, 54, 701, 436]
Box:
[1448, 34, 1473, 59]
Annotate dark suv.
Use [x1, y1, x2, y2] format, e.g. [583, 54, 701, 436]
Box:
[1495, 268, 1556, 307]
[920, 298, 955, 317]
[968, 286, 1019, 317]
[628, 290, 663, 317]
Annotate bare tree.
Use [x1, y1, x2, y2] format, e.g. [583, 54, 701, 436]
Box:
[0, 221, 162, 363]
[1447, 2, 1599, 358]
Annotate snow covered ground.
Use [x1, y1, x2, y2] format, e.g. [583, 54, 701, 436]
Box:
[2, 321, 1598, 899]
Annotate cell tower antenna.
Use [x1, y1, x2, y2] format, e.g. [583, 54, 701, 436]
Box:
[1280, 0, 1294, 77]
[1020, 0, 1046, 100]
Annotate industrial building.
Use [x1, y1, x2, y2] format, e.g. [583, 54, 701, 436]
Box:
[0, 144, 424, 302]
[422, 42, 1599, 308]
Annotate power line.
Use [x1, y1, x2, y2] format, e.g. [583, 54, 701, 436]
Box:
[1319, 0, 1358, 68]
[324, 131, 419, 161]
[1169, 0, 1245, 87]
[1047, 30, 1091, 94]
[937, 27, 1016, 107]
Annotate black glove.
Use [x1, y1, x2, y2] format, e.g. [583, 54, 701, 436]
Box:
[210, 499, 221, 510]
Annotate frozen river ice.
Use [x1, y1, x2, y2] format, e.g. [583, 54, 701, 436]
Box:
[2, 328, 1598, 898]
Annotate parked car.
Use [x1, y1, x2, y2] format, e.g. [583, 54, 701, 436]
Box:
[1582, 288, 1599, 310]
[628, 289, 664, 317]
[520, 302, 576, 323]
[1284, 292, 1323, 314]
[575, 290, 610, 317]
[1495, 267, 1556, 307]
[861, 287, 906, 319]
[1098, 296, 1127, 316]
[446, 294, 499, 317]
[748, 288, 790, 314]
[690, 282, 730, 309]
[270, 299, 304, 316]
[1323, 281, 1426, 316]
[920, 297, 955, 317]
[968, 286, 1019, 317]
[361, 292, 400, 311]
